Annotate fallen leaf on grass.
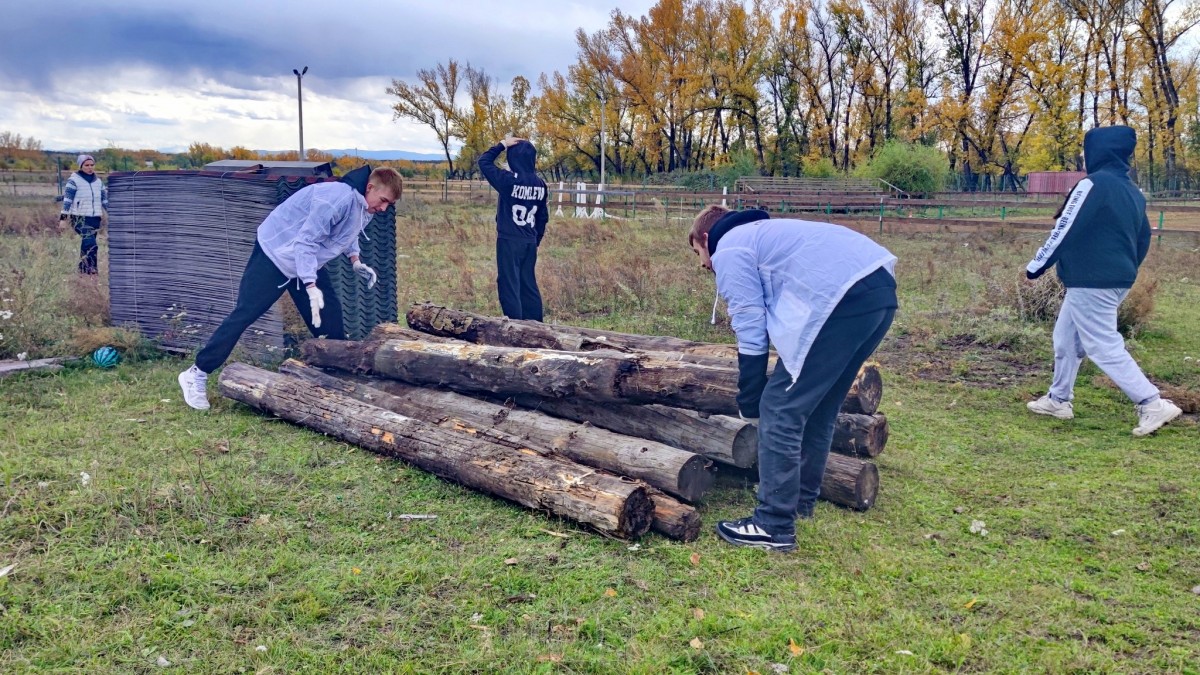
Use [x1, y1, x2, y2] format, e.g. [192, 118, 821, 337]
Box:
[0, 564, 15, 578]
[895, 650, 914, 656]
[959, 633, 972, 648]
[536, 654, 563, 663]
[963, 598, 977, 610]
[255, 645, 267, 652]
[156, 655, 171, 667]
[504, 558, 519, 566]
[1191, 585, 1200, 595]
[689, 637, 704, 650]
[539, 528, 570, 538]
[604, 588, 617, 597]
[788, 638, 804, 656]
[690, 552, 701, 566]
[351, 567, 362, 575]
[1136, 562, 1151, 572]
[693, 608, 705, 620]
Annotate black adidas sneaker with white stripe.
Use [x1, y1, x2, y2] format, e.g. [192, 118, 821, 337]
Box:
[716, 517, 796, 552]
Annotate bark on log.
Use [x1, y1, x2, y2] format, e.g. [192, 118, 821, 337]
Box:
[508, 397, 887, 466]
[831, 412, 889, 458]
[510, 396, 758, 468]
[399, 306, 885, 414]
[646, 489, 702, 542]
[407, 302, 739, 358]
[279, 360, 713, 503]
[217, 363, 654, 539]
[841, 362, 883, 415]
[820, 454, 880, 511]
[300, 338, 742, 415]
[715, 454, 880, 511]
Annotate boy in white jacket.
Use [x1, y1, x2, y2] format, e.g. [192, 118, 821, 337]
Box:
[689, 206, 897, 551]
[178, 166, 402, 410]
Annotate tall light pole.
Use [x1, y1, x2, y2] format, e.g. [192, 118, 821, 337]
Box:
[293, 66, 308, 160]
[599, 90, 606, 189]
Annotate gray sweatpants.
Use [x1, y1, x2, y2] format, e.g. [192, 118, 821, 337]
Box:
[1048, 287, 1158, 405]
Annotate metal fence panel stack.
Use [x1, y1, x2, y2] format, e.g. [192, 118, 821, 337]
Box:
[107, 170, 396, 357]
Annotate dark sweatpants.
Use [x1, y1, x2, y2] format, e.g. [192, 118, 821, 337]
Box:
[496, 237, 543, 321]
[195, 242, 344, 373]
[72, 215, 101, 275]
[753, 305, 896, 535]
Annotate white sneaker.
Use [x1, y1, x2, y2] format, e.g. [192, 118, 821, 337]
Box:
[1132, 398, 1182, 437]
[178, 365, 210, 410]
[1027, 394, 1074, 420]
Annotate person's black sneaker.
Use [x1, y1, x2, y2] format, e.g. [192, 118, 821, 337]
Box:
[715, 517, 796, 552]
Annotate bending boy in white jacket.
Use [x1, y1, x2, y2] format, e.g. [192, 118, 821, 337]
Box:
[178, 166, 402, 410]
[689, 206, 898, 551]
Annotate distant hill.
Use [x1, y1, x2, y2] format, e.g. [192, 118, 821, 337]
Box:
[322, 148, 447, 162]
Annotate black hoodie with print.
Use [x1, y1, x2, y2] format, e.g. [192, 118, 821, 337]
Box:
[1025, 126, 1151, 288]
[478, 141, 549, 244]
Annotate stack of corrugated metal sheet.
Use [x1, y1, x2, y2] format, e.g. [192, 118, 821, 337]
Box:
[107, 170, 396, 357]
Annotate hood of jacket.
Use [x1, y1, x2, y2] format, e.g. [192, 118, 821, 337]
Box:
[1084, 126, 1135, 176]
[708, 208, 771, 256]
[340, 164, 372, 197]
[506, 141, 538, 176]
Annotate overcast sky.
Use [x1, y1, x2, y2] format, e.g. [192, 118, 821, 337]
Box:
[0, 0, 658, 154]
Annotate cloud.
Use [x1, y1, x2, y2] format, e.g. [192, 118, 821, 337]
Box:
[0, 0, 657, 152]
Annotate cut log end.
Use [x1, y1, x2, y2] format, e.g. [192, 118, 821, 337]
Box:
[850, 461, 879, 511]
[730, 424, 759, 468]
[841, 363, 883, 415]
[676, 455, 715, 503]
[620, 487, 656, 538]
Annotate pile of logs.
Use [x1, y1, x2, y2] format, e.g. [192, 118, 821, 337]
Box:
[216, 303, 893, 543]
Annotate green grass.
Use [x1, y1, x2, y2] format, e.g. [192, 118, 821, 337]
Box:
[2, 200, 1199, 673]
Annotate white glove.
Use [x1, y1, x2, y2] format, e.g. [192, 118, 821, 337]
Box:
[353, 260, 377, 289]
[306, 285, 324, 328]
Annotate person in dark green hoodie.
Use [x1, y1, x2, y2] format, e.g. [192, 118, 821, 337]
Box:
[1024, 125, 1181, 436]
[479, 136, 549, 321]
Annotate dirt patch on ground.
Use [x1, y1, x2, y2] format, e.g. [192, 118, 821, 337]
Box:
[874, 334, 1044, 387]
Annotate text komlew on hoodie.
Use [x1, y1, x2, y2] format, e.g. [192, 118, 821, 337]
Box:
[478, 141, 549, 244]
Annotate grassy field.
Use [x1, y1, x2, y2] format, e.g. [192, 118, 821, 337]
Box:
[2, 195, 1198, 673]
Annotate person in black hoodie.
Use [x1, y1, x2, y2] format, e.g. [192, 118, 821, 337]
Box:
[1024, 125, 1181, 436]
[479, 136, 549, 321]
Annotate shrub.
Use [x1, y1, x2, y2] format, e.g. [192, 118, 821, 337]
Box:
[982, 271, 1064, 323]
[803, 157, 838, 178]
[859, 141, 950, 194]
[1118, 273, 1158, 337]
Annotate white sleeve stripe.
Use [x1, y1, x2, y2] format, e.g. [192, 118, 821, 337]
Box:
[1027, 178, 1093, 274]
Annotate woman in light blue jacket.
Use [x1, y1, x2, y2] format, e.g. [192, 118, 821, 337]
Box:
[688, 206, 898, 552]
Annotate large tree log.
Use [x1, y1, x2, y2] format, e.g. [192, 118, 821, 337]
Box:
[278, 360, 713, 503]
[301, 338, 742, 415]
[717, 454, 880, 512]
[645, 489, 702, 542]
[399, 305, 885, 415]
[407, 302, 739, 358]
[820, 454, 880, 511]
[509, 396, 758, 468]
[217, 363, 654, 539]
[831, 412, 890, 458]
[841, 363, 883, 415]
[508, 397, 887, 466]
